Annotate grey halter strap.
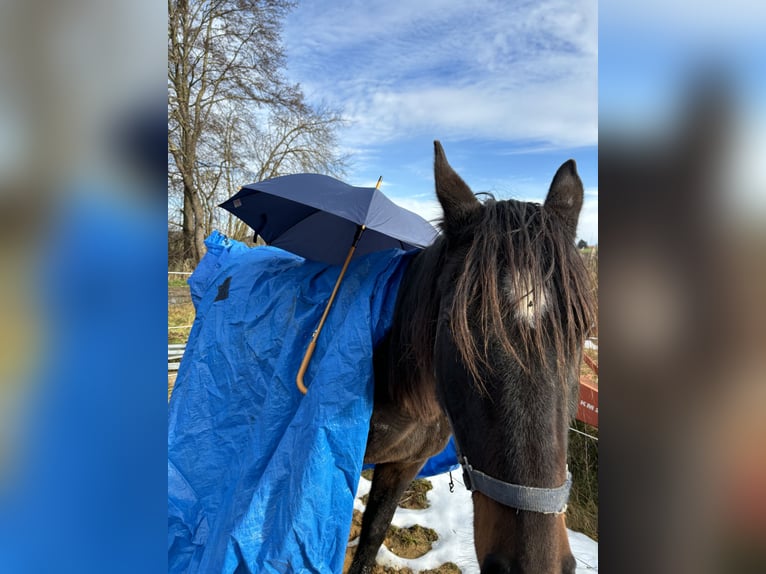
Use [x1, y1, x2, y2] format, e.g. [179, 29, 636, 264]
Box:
[442, 396, 572, 515]
[460, 455, 572, 515]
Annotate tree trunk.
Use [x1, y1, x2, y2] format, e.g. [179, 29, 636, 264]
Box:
[186, 180, 207, 264]
[182, 183, 196, 263]
[168, 0, 346, 261]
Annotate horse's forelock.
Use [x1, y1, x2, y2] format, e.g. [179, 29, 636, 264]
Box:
[384, 197, 595, 416]
[449, 199, 596, 391]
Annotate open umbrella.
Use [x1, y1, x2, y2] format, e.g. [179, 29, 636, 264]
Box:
[220, 173, 438, 394]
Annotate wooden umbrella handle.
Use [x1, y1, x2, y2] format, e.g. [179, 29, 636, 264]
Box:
[296, 225, 366, 394]
[296, 337, 319, 394]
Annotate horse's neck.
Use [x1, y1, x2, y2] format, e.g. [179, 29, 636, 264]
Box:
[373, 247, 445, 421]
[387, 245, 444, 375]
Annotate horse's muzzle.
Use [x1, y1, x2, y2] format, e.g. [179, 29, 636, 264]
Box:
[481, 552, 577, 574]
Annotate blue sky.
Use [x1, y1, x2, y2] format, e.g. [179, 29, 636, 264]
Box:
[282, 0, 598, 244]
[599, 0, 766, 218]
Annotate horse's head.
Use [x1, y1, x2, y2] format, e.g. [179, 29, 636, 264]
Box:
[431, 142, 594, 574]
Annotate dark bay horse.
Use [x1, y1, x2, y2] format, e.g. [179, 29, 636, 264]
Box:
[349, 142, 596, 574]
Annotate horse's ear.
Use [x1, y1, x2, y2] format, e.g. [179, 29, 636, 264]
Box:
[434, 141, 480, 232]
[544, 159, 583, 241]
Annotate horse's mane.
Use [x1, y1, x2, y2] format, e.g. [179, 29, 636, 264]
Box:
[386, 196, 596, 416]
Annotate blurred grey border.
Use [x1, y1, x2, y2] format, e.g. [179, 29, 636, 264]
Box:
[600, 2, 766, 573]
[1, 1, 166, 573]
[1, 1, 764, 573]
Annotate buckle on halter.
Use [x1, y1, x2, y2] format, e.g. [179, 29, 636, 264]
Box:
[461, 457, 474, 492]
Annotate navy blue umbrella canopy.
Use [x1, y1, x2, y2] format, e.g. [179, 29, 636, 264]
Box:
[219, 173, 437, 266]
[220, 173, 438, 394]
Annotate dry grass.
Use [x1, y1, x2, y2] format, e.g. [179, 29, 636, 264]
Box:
[398, 479, 433, 510]
[384, 524, 439, 559]
[344, 563, 460, 574]
[359, 474, 433, 511]
[580, 246, 598, 338]
[567, 419, 599, 540]
[420, 565, 461, 574]
[348, 509, 364, 542]
[168, 280, 194, 400]
[345, 506, 458, 573]
[565, 247, 599, 540]
[168, 301, 195, 344]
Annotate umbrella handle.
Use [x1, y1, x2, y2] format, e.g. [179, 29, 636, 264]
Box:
[296, 225, 366, 394]
[296, 337, 319, 394]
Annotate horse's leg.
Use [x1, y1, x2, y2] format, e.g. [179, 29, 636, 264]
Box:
[347, 459, 424, 574]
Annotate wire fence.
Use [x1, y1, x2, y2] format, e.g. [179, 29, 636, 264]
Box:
[169, 272, 194, 371]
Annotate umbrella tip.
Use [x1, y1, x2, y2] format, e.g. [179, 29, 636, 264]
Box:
[375, 176, 383, 189]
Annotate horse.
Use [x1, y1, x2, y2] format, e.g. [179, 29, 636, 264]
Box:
[348, 142, 596, 574]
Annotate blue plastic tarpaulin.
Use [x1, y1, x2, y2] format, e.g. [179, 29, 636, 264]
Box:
[167, 232, 456, 574]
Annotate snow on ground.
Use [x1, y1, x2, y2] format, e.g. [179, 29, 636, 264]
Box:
[353, 472, 598, 573]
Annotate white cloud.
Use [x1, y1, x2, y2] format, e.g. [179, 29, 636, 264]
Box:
[388, 195, 443, 227]
[578, 187, 599, 245]
[388, 187, 598, 245]
[283, 1, 598, 243]
[285, 0, 597, 149]
[342, 82, 596, 148]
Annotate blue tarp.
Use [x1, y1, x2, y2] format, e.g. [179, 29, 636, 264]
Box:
[168, 232, 456, 574]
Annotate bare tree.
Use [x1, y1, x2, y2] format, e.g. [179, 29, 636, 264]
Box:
[226, 105, 349, 242]
[169, 0, 345, 264]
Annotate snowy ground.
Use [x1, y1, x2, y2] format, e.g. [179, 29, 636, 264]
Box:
[352, 471, 598, 573]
